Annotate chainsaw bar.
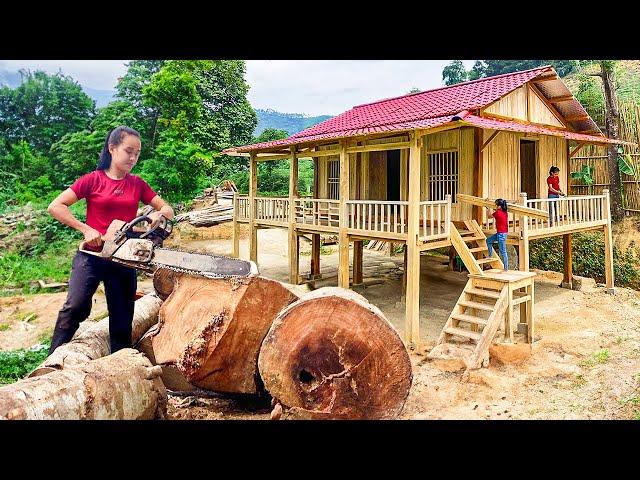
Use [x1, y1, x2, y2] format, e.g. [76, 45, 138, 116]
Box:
[148, 247, 258, 278]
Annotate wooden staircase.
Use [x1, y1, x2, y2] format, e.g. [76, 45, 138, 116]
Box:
[449, 220, 503, 275]
[429, 278, 510, 369]
[428, 221, 536, 371]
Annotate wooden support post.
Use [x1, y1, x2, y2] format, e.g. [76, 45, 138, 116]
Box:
[338, 141, 350, 288]
[353, 241, 363, 285]
[518, 193, 530, 272]
[405, 133, 422, 347]
[249, 152, 258, 263]
[289, 147, 299, 284]
[505, 284, 514, 343]
[448, 246, 456, 271]
[310, 234, 321, 278]
[232, 192, 239, 258]
[561, 234, 573, 289]
[603, 189, 615, 293]
[527, 280, 535, 343]
[402, 245, 407, 296]
[473, 128, 484, 224]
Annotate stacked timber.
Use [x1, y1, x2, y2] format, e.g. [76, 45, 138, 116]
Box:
[174, 204, 234, 227]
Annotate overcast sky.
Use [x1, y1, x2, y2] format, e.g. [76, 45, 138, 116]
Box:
[0, 60, 475, 116]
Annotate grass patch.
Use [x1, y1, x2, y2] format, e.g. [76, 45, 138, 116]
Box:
[0, 342, 50, 384]
[0, 324, 10, 332]
[0, 240, 76, 292]
[580, 349, 610, 367]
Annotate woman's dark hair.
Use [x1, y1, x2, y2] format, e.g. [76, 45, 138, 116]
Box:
[495, 198, 508, 212]
[549, 166, 560, 175]
[97, 126, 141, 170]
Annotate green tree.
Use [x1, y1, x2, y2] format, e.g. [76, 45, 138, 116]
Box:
[442, 60, 468, 86]
[461, 60, 578, 82]
[139, 127, 212, 201]
[49, 99, 147, 187]
[0, 70, 95, 152]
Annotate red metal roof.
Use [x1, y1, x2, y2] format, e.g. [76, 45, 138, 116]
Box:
[224, 65, 623, 153]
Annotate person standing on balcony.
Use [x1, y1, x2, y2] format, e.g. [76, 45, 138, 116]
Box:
[547, 166, 566, 226]
[485, 199, 509, 271]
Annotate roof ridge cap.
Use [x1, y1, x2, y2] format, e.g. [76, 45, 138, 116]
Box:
[353, 65, 554, 109]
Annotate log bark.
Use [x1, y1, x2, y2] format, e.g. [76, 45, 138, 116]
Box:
[258, 287, 413, 420]
[151, 275, 298, 395]
[0, 349, 167, 420]
[29, 293, 163, 377]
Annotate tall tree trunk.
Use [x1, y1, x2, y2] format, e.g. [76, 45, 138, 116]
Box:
[601, 61, 625, 221]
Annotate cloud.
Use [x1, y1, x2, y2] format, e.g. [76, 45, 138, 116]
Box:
[246, 60, 476, 116]
[0, 60, 129, 90]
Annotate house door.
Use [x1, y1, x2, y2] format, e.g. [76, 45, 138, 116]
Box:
[386, 149, 400, 201]
[520, 140, 537, 199]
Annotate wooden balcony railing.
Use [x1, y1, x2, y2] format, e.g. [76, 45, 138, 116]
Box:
[254, 197, 290, 225]
[419, 197, 451, 241]
[294, 198, 340, 230]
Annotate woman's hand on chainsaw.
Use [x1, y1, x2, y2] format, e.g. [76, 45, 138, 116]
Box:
[82, 226, 103, 248]
[147, 210, 166, 230]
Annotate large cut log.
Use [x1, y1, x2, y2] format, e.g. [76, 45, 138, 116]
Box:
[258, 287, 413, 419]
[29, 293, 163, 377]
[151, 275, 298, 394]
[0, 349, 166, 420]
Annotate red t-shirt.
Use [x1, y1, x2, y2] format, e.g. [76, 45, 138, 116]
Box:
[547, 175, 560, 195]
[492, 209, 508, 233]
[70, 170, 157, 235]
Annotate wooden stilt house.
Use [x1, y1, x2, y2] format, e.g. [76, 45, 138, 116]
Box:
[223, 65, 630, 354]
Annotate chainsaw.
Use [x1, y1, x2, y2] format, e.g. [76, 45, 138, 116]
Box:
[78, 213, 258, 279]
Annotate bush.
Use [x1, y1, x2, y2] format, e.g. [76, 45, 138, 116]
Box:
[0, 343, 50, 384]
[530, 231, 640, 289]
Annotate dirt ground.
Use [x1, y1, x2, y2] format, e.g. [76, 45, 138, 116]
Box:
[2, 223, 639, 420]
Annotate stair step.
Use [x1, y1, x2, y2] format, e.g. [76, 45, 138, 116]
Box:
[477, 257, 501, 264]
[459, 300, 495, 311]
[444, 326, 482, 341]
[452, 313, 489, 325]
[467, 287, 501, 299]
[462, 235, 486, 243]
[469, 246, 488, 253]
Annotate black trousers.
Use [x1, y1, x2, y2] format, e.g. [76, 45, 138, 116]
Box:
[49, 251, 137, 355]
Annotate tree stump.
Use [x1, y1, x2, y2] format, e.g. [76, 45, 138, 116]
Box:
[0, 349, 166, 420]
[151, 275, 298, 395]
[29, 293, 163, 377]
[258, 287, 412, 419]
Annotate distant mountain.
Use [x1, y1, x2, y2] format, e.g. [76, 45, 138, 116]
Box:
[255, 108, 332, 136]
[0, 68, 115, 108]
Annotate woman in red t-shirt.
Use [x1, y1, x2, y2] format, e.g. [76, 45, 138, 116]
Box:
[47, 126, 174, 355]
[547, 166, 566, 226]
[485, 198, 509, 271]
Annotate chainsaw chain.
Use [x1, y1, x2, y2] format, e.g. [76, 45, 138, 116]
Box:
[111, 246, 253, 281]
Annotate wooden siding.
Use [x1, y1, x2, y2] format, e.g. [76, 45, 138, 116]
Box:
[484, 86, 528, 121]
[422, 127, 474, 220]
[528, 86, 565, 127]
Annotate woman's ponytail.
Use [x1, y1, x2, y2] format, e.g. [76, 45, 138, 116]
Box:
[97, 129, 114, 170]
[496, 198, 508, 212]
